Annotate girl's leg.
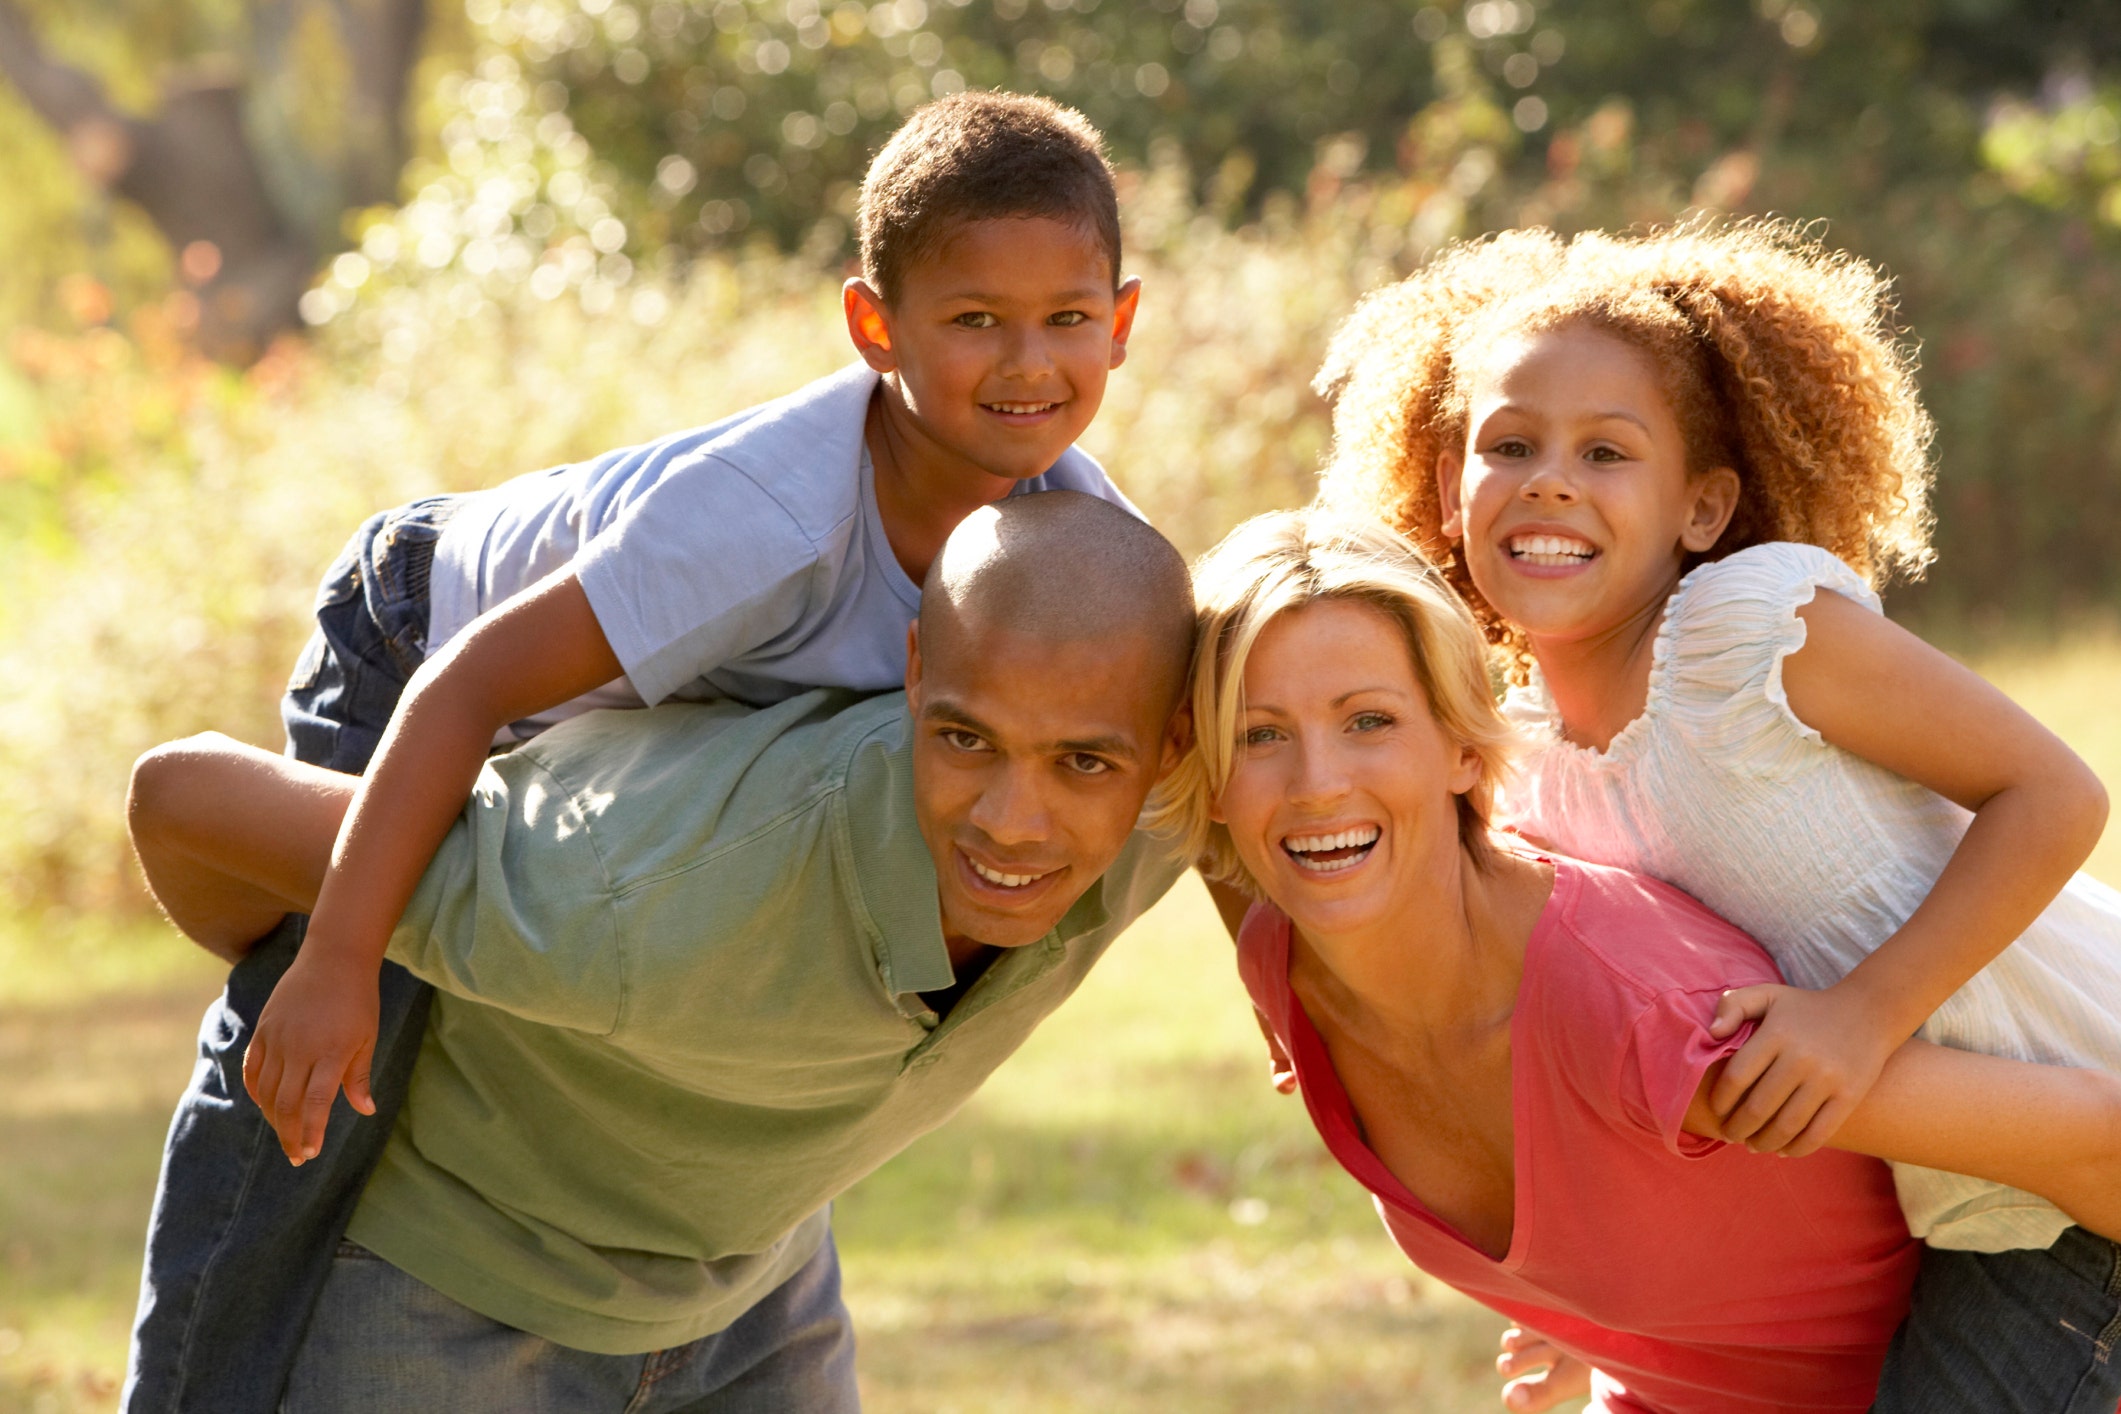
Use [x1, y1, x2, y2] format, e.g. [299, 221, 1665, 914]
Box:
[1871, 1229, 2121, 1414]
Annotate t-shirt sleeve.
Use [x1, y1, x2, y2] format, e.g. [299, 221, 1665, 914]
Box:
[572, 454, 822, 706]
[1658, 541, 1882, 778]
[1618, 987, 1755, 1159]
[387, 755, 624, 1034]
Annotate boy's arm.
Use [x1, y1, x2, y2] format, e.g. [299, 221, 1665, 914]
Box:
[128, 734, 352, 961]
[1706, 589, 2109, 1156]
[1686, 1039, 2121, 1243]
[247, 567, 623, 1165]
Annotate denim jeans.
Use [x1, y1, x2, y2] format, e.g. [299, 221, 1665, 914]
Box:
[282, 1236, 858, 1414]
[1872, 1225, 2121, 1413]
[122, 497, 457, 1414]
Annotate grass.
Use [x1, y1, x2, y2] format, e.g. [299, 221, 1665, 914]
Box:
[4, 632, 2120, 1414]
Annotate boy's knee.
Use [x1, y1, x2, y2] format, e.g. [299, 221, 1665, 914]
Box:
[128, 734, 237, 844]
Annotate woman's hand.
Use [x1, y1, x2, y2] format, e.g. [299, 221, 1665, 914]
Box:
[1706, 981, 1901, 1156]
[1496, 1326, 1592, 1411]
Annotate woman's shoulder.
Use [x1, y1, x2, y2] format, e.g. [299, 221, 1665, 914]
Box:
[1535, 858, 1782, 1004]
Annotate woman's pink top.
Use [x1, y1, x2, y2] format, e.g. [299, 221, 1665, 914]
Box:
[1238, 856, 1920, 1414]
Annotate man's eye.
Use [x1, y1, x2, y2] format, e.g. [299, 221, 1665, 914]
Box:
[942, 729, 989, 752]
[1048, 310, 1090, 326]
[1065, 753, 1113, 776]
[953, 311, 998, 329]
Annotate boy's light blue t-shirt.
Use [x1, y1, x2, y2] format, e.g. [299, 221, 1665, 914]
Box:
[426, 361, 1137, 736]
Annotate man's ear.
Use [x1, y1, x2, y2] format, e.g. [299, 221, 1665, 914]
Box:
[1108, 276, 1142, 370]
[1436, 448, 1467, 541]
[844, 279, 896, 372]
[1681, 466, 1742, 554]
[1155, 700, 1192, 783]
[903, 620, 924, 705]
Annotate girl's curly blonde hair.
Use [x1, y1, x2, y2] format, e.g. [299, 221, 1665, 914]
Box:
[1314, 219, 1936, 678]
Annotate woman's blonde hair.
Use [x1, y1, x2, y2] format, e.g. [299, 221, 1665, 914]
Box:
[1314, 219, 1936, 680]
[1150, 508, 1518, 895]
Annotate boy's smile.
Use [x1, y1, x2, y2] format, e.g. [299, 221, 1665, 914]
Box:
[846, 215, 1139, 489]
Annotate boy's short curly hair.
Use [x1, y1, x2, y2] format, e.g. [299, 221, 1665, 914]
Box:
[857, 90, 1121, 304]
[1313, 220, 1936, 677]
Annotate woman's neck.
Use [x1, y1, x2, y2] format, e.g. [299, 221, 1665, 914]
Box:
[1524, 572, 1677, 753]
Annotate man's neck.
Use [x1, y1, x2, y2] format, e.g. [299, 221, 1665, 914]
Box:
[922, 936, 1001, 1017]
[865, 382, 1021, 586]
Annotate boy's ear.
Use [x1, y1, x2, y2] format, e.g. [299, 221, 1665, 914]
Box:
[1681, 465, 1743, 553]
[1436, 449, 1466, 541]
[903, 620, 924, 703]
[844, 279, 896, 371]
[1107, 276, 1142, 370]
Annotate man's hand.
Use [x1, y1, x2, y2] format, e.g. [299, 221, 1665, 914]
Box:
[1496, 1326, 1592, 1411]
[242, 946, 380, 1164]
[1706, 981, 1902, 1156]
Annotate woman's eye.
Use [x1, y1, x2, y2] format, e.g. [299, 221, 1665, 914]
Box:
[1351, 712, 1393, 732]
[1242, 725, 1280, 747]
[1048, 310, 1090, 326]
[953, 311, 998, 329]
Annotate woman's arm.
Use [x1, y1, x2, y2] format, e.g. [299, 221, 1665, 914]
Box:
[1687, 1040, 2121, 1242]
[1707, 588, 2108, 1156]
[247, 568, 624, 1164]
[128, 734, 353, 960]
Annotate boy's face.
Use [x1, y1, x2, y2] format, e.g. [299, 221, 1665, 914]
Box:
[845, 216, 1140, 483]
[904, 616, 1183, 955]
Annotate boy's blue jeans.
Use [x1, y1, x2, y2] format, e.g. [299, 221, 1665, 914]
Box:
[121, 496, 455, 1413]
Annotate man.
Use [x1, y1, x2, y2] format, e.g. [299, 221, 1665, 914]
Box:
[125, 491, 1194, 1410]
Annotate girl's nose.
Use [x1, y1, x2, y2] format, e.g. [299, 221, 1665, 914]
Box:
[1519, 458, 1578, 502]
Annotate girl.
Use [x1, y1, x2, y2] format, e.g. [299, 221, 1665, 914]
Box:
[1314, 221, 2121, 1411]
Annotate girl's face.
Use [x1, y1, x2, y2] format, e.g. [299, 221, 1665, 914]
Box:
[1437, 323, 1738, 647]
[1212, 599, 1481, 941]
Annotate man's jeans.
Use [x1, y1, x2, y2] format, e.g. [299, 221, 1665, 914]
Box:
[283, 1237, 858, 1414]
[122, 499, 453, 1413]
[1872, 1226, 2121, 1413]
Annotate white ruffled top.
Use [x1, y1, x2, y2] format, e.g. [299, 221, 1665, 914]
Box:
[1500, 541, 2121, 1253]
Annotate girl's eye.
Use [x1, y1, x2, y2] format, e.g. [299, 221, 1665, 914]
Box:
[953, 311, 999, 329]
[1490, 437, 1533, 458]
[1584, 443, 1626, 463]
[1048, 310, 1090, 327]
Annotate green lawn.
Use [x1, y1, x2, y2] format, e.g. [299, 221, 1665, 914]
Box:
[4, 634, 2119, 1414]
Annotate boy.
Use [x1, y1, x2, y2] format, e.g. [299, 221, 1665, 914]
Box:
[127, 493, 1197, 1412]
[125, 90, 1142, 1413]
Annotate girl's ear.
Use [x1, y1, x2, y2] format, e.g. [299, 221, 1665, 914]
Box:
[1681, 466, 1742, 553]
[1436, 449, 1467, 541]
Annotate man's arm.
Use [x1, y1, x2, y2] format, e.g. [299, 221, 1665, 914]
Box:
[1686, 1040, 2121, 1242]
[127, 734, 351, 961]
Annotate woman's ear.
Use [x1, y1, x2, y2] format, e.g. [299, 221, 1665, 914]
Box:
[1680, 466, 1742, 553]
[1436, 449, 1467, 541]
[1448, 742, 1483, 799]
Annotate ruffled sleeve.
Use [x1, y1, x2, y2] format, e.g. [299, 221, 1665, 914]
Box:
[1654, 542, 1882, 778]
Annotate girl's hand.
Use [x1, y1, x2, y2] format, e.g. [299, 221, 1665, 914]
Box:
[242, 945, 380, 1164]
[1706, 982, 1901, 1156]
[1496, 1326, 1592, 1411]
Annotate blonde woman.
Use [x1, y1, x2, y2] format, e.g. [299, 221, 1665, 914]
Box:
[1163, 509, 2121, 1414]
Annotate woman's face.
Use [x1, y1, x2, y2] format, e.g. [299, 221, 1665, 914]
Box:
[1213, 599, 1481, 940]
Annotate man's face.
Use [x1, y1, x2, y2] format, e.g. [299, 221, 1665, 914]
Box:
[846, 216, 1140, 483]
[905, 617, 1182, 951]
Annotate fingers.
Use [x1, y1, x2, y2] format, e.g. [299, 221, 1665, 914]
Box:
[1707, 1029, 1783, 1122]
[1495, 1330, 1593, 1414]
[1495, 1328, 1563, 1378]
[1708, 985, 1773, 1039]
[1718, 1054, 1806, 1144]
[1771, 1093, 1857, 1159]
[344, 1044, 377, 1118]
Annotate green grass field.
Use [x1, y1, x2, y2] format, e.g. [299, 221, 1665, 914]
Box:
[4, 635, 2119, 1414]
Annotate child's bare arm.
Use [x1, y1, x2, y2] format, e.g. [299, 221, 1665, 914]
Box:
[1706, 588, 2108, 1156]
[128, 734, 351, 961]
[247, 567, 624, 1164]
[1687, 1041, 2121, 1242]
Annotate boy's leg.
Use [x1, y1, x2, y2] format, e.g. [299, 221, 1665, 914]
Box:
[1871, 1227, 2121, 1414]
[122, 498, 456, 1414]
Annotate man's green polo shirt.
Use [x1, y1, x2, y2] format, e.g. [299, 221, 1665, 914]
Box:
[344, 690, 1183, 1354]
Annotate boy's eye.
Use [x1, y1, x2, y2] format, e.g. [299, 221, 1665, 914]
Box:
[952, 311, 999, 329]
[1047, 310, 1090, 327]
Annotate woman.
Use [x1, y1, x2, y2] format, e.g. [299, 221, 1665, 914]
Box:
[1156, 509, 2121, 1414]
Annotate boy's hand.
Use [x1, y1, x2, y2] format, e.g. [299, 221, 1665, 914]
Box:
[1707, 982, 1901, 1157]
[242, 946, 380, 1164]
[1496, 1327, 1591, 1411]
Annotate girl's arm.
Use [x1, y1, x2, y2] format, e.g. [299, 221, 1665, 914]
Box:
[1706, 588, 2108, 1157]
[1687, 1040, 2121, 1243]
[246, 568, 624, 1165]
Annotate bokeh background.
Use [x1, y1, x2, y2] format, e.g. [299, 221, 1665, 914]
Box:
[4, 1, 2121, 1409]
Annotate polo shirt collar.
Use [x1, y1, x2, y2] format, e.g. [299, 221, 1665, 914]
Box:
[846, 708, 956, 998]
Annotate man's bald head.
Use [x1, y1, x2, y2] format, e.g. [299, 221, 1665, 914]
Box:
[916, 492, 1195, 709]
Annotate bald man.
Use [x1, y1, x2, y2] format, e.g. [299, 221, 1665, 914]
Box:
[124, 492, 1195, 1413]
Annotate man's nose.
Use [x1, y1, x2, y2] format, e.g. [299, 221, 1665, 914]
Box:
[967, 763, 1051, 847]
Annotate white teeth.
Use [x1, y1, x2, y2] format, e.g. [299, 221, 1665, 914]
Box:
[986, 401, 1059, 415]
[1283, 825, 1381, 874]
[969, 857, 1049, 889]
[1509, 534, 1595, 565]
